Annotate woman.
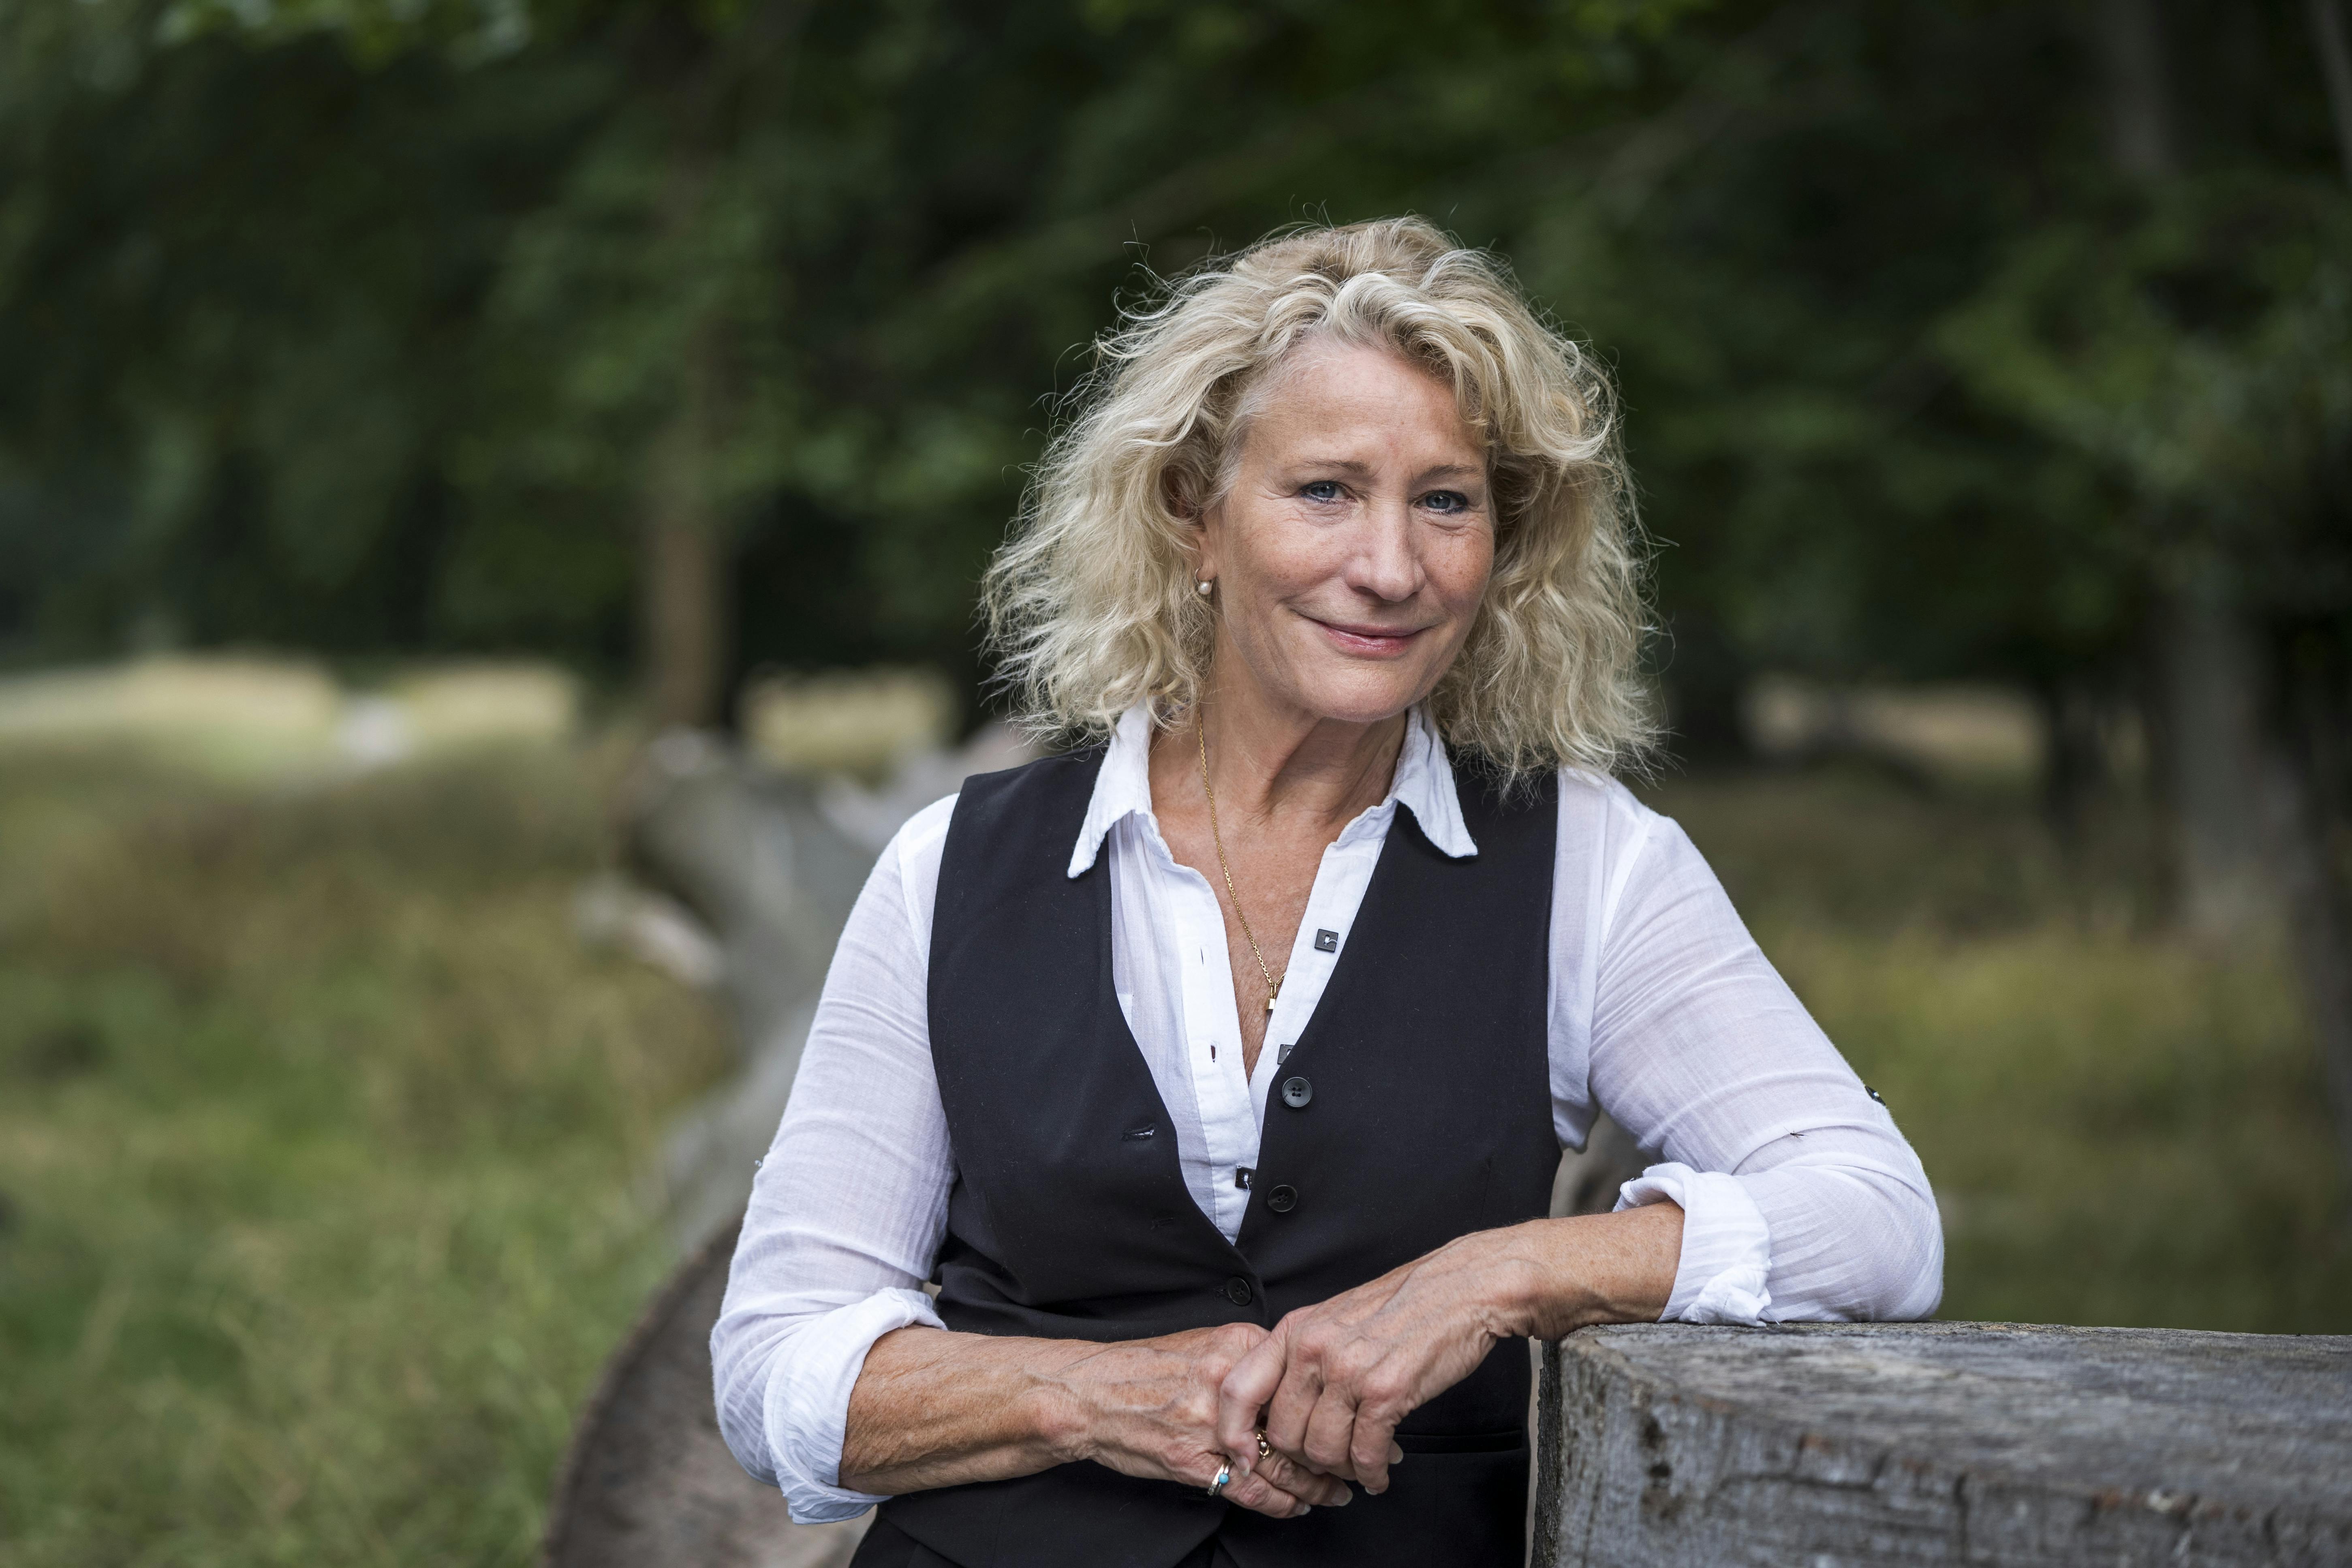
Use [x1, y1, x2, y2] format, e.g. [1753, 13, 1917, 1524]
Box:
[713, 218, 1941, 1568]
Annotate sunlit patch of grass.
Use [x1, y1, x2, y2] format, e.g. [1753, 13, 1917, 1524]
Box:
[0, 744, 731, 1567]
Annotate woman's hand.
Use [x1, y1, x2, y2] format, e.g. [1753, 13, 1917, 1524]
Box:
[1214, 1205, 1685, 1495]
[1044, 1326, 1355, 1523]
[842, 1320, 1349, 1516]
[1041, 1322, 1353, 1518]
[1210, 1236, 1519, 1496]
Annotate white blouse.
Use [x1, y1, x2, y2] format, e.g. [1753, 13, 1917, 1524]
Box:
[713, 705, 1942, 1523]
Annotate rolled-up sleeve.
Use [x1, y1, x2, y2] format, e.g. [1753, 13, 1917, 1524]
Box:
[1584, 804, 1942, 1325]
[710, 799, 958, 1522]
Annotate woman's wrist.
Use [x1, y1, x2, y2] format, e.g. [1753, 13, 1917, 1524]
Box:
[1486, 1204, 1686, 1341]
[1474, 1223, 1579, 1340]
[1022, 1340, 1104, 1467]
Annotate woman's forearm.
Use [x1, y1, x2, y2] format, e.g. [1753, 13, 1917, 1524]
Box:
[1491, 1201, 1685, 1338]
[839, 1325, 1086, 1494]
[840, 1208, 1685, 1499]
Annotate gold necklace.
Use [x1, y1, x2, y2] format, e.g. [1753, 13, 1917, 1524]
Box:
[1196, 706, 1282, 1014]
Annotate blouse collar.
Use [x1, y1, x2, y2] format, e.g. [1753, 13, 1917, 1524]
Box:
[1067, 702, 1477, 878]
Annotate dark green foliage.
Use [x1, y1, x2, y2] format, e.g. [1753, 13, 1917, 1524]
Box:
[0, 1, 2343, 734]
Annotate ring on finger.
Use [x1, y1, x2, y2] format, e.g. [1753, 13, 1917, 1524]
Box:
[1206, 1460, 1233, 1500]
[1256, 1429, 1272, 1461]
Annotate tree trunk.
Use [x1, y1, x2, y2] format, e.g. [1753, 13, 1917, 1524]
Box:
[642, 354, 727, 731]
[2150, 566, 2273, 938]
[638, 42, 733, 735]
[2098, 0, 2175, 182]
[2311, 0, 2352, 186]
[2270, 657, 2352, 1187]
[2035, 673, 2108, 851]
[2300, 0, 2352, 1189]
[2098, 0, 2276, 940]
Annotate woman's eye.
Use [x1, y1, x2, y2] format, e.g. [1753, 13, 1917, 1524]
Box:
[1300, 480, 1344, 503]
[1421, 490, 1471, 515]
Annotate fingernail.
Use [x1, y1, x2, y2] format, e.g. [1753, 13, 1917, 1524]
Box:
[1332, 1492, 1352, 1507]
[1298, 1505, 1312, 1515]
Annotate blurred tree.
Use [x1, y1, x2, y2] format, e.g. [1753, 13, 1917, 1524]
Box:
[2, 0, 1721, 722]
[1474, 4, 2142, 763]
[0, 5, 2344, 979]
[1927, 0, 2352, 1165]
[0, 0, 614, 661]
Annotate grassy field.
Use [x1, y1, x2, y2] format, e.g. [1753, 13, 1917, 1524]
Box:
[1651, 769, 2352, 1333]
[0, 745, 2346, 1565]
[0, 743, 730, 1566]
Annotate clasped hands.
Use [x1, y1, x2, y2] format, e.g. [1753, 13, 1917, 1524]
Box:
[1220, 1232, 1525, 1514]
[1071, 1223, 1558, 1521]
[843, 1208, 1679, 1517]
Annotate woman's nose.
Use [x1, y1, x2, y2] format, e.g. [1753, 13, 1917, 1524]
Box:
[1347, 501, 1422, 603]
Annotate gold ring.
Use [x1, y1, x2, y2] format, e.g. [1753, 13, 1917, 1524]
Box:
[1256, 1430, 1272, 1461]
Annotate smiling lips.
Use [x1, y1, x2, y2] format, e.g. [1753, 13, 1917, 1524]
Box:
[1312, 617, 1428, 657]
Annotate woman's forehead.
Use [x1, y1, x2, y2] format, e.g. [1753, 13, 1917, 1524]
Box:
[1244, 341, 1481, 462]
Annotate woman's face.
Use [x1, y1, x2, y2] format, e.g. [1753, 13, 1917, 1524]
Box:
[1197, 339, 1494, 728]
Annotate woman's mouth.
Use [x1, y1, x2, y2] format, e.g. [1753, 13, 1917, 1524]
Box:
[1311, 618, 1427, 657]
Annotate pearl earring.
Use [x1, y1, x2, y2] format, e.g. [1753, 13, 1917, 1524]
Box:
[1197, 578, 1213, 597]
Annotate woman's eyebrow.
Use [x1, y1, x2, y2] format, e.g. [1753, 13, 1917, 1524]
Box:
[1285, 455, 1379, 475]
[1283, 458, 1486, 483]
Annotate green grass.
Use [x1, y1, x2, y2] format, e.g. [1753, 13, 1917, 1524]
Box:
[0, 749, 2344, 1565]
[1650, 768, 2352, 1334]
[0, 743, 730, 1566]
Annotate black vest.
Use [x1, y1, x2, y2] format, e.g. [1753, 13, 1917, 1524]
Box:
[869, 748, 1559, 1568]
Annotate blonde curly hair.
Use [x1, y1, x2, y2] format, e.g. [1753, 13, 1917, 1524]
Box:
[982, 216, 1653, 781]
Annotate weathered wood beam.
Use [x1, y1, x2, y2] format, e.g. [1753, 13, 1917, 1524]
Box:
[1533, 1321, 2352, 1567]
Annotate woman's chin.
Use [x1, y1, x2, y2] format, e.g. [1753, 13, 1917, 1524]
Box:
[1279, 667, 1439, 729]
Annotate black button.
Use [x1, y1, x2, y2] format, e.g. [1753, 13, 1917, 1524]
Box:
[1223, 1277, 1254, 1306]
[1281, 1076, 1313, 1109]
[1866, 1085, 1886, 1105]
[1314, 928, 1340, 953]
[1234, 1166, 1253, 1190]
[1267, 1184, 1298, 1214]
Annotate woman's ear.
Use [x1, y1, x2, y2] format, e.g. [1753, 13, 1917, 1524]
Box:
[1190, 501, 1221, 586]
[1162, 464, 1203, 524]
[1165, 467, 1218, 583]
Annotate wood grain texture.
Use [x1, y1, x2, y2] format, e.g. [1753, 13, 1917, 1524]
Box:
[1533, 1322, 2352, 1568]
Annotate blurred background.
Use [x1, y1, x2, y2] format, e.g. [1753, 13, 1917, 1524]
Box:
[2, 0, 2350, 1560]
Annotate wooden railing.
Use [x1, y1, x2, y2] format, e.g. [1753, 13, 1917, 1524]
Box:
[1533, 1321, 2352, 1567]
